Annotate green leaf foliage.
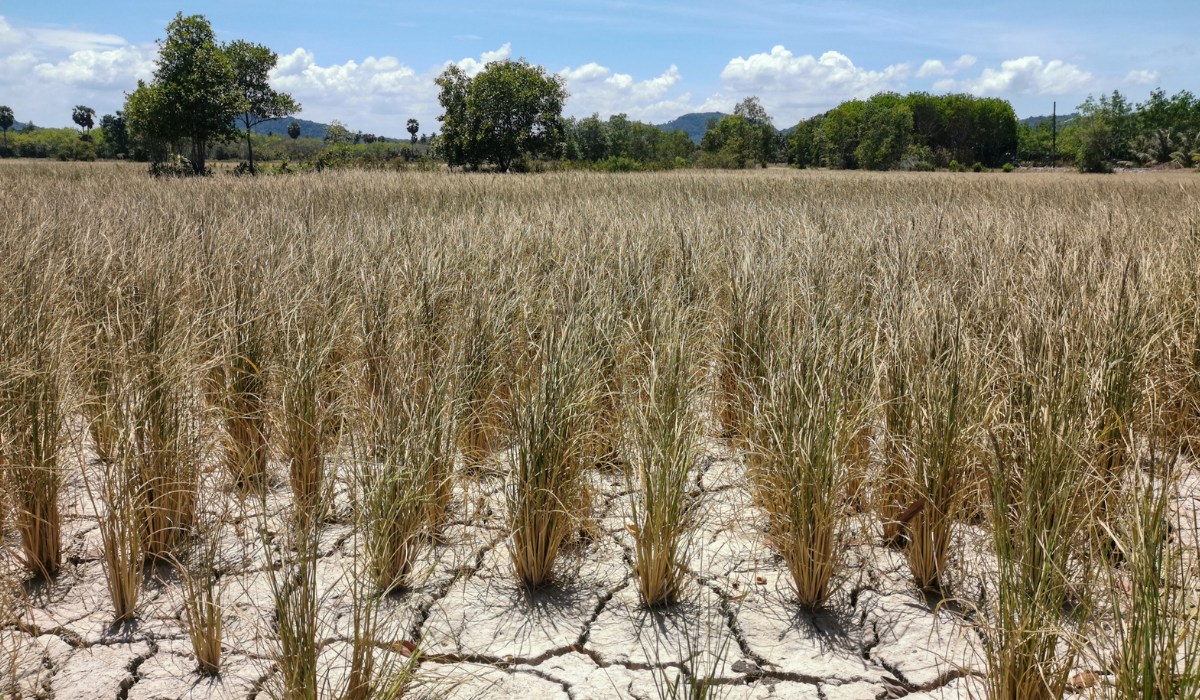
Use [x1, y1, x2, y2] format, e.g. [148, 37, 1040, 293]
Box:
[226, 39, 300, 174]
[435, 59, 569, 171]
[789, 92, 1018, 169]
[123, 13, 242, 175]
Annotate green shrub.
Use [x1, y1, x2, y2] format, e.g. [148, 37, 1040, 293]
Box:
[597, 156, 642, 173]
[697, 150, 747, 169]
[1002, 163, 1014, 173]
[909, 161, 934, 172]
[971, 162, 984, 172]
[948, 160, 967, 173]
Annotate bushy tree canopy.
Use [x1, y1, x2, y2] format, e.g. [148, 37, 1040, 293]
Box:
[789, 92, 1018, 170]
[72, 106, 96, 133]
[124, 13, 241, 174]
[436, 59, 568, 171]
[226, 39, 300, 174]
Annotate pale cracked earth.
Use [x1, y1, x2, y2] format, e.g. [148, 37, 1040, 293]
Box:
[7, 439, 1195, 700]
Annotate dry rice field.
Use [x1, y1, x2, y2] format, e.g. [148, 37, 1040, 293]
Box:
[1, 161, 1199, 700]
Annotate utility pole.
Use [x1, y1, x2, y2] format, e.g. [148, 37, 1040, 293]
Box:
[1051, 101, 1056, 168]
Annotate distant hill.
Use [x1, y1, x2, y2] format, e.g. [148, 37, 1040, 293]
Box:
[655, 112, 726, 144]
[1021, 113, 1078, 128]
[251, 117, 399, 142]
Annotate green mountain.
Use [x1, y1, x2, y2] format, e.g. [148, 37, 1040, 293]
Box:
[1020, 113, 1078, 128]
[655, 112, 726, 144]
[250, 117, 399, 142]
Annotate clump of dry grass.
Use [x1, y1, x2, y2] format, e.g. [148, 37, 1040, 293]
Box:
[354, 350, 454, 593]
[174, 498, 227, 675]
[1101, 421, 1200, 699]
[751, 306, 865, 609]
[716, 255, 775, 444]
[901, 303, 976, 593]
[93, 441, 146, 623]
[456, 296, 511, 467]
[879, 333, 916, 546]
[981, 314, 1096, 700]
[506, 315, 594, 588]
[127, 274, 202, 559]
[205, 278, 274, 491]
[624, 304, 702, 608]
[277, 301, 340, 514]
[0, 266, 67, 579]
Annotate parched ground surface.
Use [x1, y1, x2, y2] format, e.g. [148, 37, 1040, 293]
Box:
[5, 437, 1196, 700]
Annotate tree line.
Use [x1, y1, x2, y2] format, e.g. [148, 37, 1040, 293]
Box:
[780, 92, 1018, 170]
[1020, 89, 1200, 171]
[2, 13, 1195, 175]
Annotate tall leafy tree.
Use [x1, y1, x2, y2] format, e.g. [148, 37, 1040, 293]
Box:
[72, 106, 96, 134]
[99, 113, 129, 156]
[287, 121, 301, 139]
[734, 96, 777, 166]
[1074, 96, 1117, 173]
[435, 58, 568, 171]
[226, 40, 300, 174]
[124, 13, 240, 175]
[323, 120, 351, 144]
[700, 115, 754, 168]
[575, 113, 609, 161]
[0, 106, 12, 148]
[855, 100, 912, 170]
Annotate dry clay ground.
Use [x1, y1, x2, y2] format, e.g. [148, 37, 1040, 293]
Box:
[6, 435, 1198, 700]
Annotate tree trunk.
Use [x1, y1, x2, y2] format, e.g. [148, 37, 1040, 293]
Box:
[247, 128, 255, 175]
[191, 139, 206, 175]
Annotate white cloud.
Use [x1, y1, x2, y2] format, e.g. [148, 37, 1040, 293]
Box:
[266, 44, 514, 134]
[916, 59, 952, 78]
[916, 54, 976, 78]
[936, 56, 1093, 96]
[717, 46, 911, 122]
[1122, 69, 1159, 86]
[559, 62, 689, 122]
[32, 45, 155, 86]
[454, 43, 511, 77]
[953, 54, 977, 70]
[0, 16, 126, 53]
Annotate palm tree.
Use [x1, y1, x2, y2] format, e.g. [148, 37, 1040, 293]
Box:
[0, 106, 13, 149]
[1171, 131, 1199, 167]
[407, 119, 419, 146]
[287, 121, 301, 139]
[1134, 128, 1175, 164]
[72, 105, 96, 135]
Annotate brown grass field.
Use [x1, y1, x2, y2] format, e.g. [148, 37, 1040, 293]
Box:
[1, 160, 1199, 699]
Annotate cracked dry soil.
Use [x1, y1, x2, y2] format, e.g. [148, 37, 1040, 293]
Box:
[1, 443, 1024, 700]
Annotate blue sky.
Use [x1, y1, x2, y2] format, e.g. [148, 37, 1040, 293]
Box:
[2, 1, 1194, 137]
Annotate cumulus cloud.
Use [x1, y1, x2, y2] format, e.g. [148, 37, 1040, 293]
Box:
[0, 16, 156, 124]
[266, 44, 514, 133]
[935, 56, 1093, 96]
[32, 45, 155, 85]
[916, 60, 952, 78]
[1122, 69, 1160, 86]
[558, 62, 692, 122]
[953, 55, 977, 70]
[916, 54, 976, 78]
[717, 46, 911, 122]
